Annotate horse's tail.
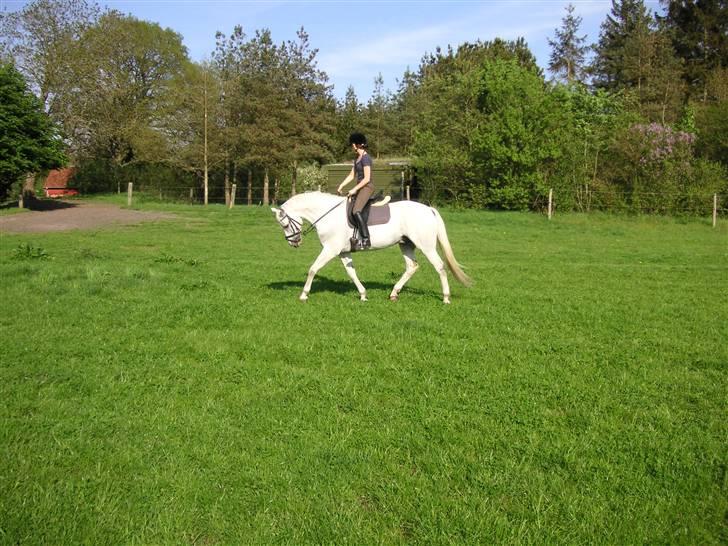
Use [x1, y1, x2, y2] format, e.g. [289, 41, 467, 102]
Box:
[432, 207, 473, 287]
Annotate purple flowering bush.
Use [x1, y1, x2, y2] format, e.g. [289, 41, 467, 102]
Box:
[607, 122, 706, 213]
[631, 123, 695, 166]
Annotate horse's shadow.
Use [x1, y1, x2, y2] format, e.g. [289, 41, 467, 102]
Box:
[267, 275, 435, 298]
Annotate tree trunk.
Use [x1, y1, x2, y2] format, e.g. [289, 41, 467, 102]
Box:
[19, 173, 36, 209]
[224, 161, 231, 207]
[247, 169, 252, 205]
[203, 68, 209, 206]
[263, 168, 270, 206]
[291, 161, 297, 196]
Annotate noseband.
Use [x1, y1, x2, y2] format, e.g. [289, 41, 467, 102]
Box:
[279, 210, 303, 244]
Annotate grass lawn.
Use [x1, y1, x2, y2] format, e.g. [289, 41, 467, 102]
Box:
[1, 200, 726, 544]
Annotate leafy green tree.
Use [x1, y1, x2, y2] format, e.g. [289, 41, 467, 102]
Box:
[552, 85, 637, 210]
[0, 0, 100, 114]
[69, 11, 189, 166]
[548, 3, 589, 84]
[0, 63, 65, 199]
[402, 39, 544, 204]
[213, 26, 334, 203]
[471, 59, 572, 209]
[278, 28, 336, 185]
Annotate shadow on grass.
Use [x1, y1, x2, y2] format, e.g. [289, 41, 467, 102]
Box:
[268, 275, 436, 299]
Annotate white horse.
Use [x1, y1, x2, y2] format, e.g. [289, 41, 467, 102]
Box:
[271, 192, 472, 303]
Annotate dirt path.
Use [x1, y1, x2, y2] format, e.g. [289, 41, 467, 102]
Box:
[0, 201, 176, 234]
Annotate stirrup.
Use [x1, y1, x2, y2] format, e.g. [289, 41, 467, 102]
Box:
[350, 237, 370, 251]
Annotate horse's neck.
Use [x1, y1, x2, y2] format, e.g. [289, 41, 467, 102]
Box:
[285, 192, 342, 223]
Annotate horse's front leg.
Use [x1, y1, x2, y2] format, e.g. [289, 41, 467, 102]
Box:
[340, 252, 367, 301]
[300, 247, 338, 301]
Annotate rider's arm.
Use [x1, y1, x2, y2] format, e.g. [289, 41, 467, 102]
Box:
[337, 168, 355, 194]
[348, 165, 371, 195]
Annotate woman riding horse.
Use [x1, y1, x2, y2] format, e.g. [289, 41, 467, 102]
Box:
[337, 133, 373, 250]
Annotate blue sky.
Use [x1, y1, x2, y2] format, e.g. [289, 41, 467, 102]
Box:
[5, 0, 664, 101]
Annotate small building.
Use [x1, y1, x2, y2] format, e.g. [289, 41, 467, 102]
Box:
[324, 159, 414, 200]
[43, 168, 79, 198]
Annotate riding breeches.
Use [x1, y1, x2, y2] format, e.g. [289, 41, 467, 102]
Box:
[352, 184, 374, 214]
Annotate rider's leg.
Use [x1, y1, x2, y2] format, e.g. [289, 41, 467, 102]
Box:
[352, 186, 373, 249]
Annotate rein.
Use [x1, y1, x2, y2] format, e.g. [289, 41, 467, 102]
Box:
[282, 198, 346, 242]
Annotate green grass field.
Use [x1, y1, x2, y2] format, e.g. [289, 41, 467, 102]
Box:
[1, 200, 726, 544]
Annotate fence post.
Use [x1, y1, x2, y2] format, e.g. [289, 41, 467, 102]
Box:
[406, 185, 411, 201]
[712, 194, 718, 228]
[548, 188, 553, 220]
[230, 184, 237, 209]
[127, 182, 133, 207]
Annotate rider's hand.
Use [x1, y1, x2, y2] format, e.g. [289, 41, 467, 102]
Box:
[347, 188, 357, 197]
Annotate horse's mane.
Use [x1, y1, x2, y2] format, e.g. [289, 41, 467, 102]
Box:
[282, 191, 344, 210]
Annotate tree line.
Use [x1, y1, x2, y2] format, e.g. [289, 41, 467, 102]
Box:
[1, 0, 726, 212]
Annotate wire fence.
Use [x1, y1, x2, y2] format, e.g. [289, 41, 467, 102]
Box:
[124, 183, 726, 226]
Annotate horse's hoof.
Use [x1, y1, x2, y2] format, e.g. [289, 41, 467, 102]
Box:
[389, 295, 398, 302]
[299, 293, 309, 302]
[360, 295, 368, 302]
[443, 297, 451, 304]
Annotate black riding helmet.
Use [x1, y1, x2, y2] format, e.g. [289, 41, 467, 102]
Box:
[349, 133, 368, 148]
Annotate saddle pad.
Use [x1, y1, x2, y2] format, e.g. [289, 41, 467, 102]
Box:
[346, 200, 391, 227]
[366, 204, 391, 226]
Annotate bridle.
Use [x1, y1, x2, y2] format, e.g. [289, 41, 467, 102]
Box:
[278, 198, 346, 245]
[278, 210, 304, 245]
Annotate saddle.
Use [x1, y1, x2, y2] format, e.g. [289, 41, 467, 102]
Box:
[346, 192, 391, 228]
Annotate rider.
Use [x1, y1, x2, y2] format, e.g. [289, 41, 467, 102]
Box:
[337, 133, 374, 250]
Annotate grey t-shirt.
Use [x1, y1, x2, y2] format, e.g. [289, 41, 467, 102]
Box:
[354, 154, 373, 185]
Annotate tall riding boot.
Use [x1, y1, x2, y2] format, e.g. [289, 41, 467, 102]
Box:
[353, 211, 371, 250]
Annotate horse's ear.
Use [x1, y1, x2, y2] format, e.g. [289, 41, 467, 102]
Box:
[270, 207, 279, 214]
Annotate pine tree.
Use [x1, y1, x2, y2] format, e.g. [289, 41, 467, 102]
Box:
[336, 86, 364, 159]
[548, 3, 589, 84]
[591, 0, 655, 91]
[660, 0, 728, 102]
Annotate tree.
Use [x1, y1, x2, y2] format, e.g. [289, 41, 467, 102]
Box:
[163, 61, 225, 203]
[213, 26, 334, 204]
[548, 3, 589, 84]
[592, 0, 684, 121]
[660, 0, 728, 102]
[0, 63, 65, 200]
[335, 85, 365, 160]
[68, 12, 189, 165]
[0, 0, 101, 114]
[471, 59, 572, 209]
[367, 73, 389, 158]
[401, 38, 543, 203]
[592, 0, 655, 91]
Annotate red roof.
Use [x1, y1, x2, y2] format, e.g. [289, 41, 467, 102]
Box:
[44, 168, 76, 189]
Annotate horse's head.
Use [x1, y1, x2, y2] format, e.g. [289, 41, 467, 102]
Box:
[271, 207, 303, 248]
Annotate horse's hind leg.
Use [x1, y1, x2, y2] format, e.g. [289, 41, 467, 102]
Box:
[340, 252, 367, 301]
[420, 247, 452, 304]
[390, 241, 419, 301]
